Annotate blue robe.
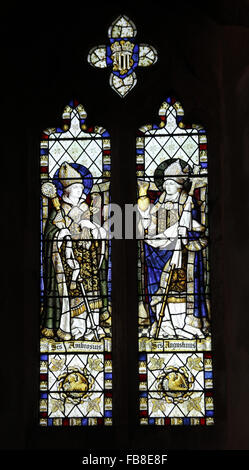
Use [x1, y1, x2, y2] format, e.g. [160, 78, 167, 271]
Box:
[144, 198, 208, 326]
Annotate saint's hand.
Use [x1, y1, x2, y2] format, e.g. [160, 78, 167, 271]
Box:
[78, 219, 96, 231]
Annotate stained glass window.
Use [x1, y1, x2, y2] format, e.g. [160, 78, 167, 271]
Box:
[39, 100, 112, 426]
[137, 97, 214, 426]
[87, 15, 157, 97]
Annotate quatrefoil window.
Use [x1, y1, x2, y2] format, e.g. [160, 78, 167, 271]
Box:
[87, 15, 158, 98]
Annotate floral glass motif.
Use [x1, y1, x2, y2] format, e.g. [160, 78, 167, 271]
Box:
[40, 100, 112, 426]
[137, 97, 214, 426]
[87, 15, 157, 97]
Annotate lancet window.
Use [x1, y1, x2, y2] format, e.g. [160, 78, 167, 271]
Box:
[137, 97, 214, 426]
[39, 100, 112, 427]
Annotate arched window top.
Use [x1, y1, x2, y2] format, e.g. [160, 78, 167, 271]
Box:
[41, 100, 110, 182]
[137, 97, 208, 181]
[139, 97, 206, 134]
[42, 100, 110, 140]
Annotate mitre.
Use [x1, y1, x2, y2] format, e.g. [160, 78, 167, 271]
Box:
[58, 162, 83, 187]
[164, 159, 189, 184]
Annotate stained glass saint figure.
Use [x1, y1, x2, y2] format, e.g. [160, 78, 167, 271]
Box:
[138, 158, 210, 339]
[39, 101, 112, 427]
[41, 162, 106, 341]
[137, 98, 214, 426]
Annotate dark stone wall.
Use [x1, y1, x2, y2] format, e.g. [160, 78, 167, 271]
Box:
[1, 1, 249, 452]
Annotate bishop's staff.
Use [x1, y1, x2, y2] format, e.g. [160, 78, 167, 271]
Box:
[154, 170, 208, 339]
[41, 181, 100, 341]
[155, 263, 175, 339]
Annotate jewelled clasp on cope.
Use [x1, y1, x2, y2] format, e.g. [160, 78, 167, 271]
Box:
[87, 15, 158, 98]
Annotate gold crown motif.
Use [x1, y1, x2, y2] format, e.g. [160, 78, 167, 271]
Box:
[111, 41, 122, 53]
[111, 40, 134, 54]
[121, 40, 134, 53]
